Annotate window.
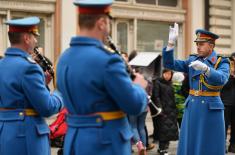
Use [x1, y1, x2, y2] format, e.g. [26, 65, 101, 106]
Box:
[136, 0, 156, 5]
[136, 0, 178, 7]
[137, 20, 168, 52]
[158, 0, 177, 7]
[117, 22, 128, 52]
[137, 20, 178, 54]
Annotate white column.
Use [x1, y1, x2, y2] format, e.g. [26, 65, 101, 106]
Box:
[190, 0, 205, 52]
[112, 19, 117, 44]
[133, 18, 137, 50]
[0, 10, 8, 55]
[44, 15, 54, 61]
[6, 10, 11, 48]
[61, 1, 77, 52]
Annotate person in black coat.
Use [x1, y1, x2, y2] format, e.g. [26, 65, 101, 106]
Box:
[152, 69, 179, 155]
[221, 52, 235, 153]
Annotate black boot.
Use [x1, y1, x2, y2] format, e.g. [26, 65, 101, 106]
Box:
[157, 149, 168, 155]
[57, 148, 63, 155]
[228, 143, 235, 153]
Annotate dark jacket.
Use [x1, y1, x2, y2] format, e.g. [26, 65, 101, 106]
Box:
[221, 76, 235, 106]
[151, 77, 179, 141]
[181, 74, 189, 98]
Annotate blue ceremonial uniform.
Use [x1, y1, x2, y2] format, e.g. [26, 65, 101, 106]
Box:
[57, 36, 147, 155]
[163, 47, 229, 155]
[57, 1, 147, 155]
[0, 17, 63, 155]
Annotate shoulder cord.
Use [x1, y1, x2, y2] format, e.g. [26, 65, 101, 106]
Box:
[199, 57, 223, 90]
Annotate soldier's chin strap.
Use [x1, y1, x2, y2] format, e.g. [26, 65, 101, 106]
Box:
[199, 56, 223, 90]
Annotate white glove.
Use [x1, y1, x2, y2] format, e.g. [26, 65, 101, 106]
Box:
[168, 23, 179, 45]
[133, 72, 148, 89]
[189, 60, 209, 72]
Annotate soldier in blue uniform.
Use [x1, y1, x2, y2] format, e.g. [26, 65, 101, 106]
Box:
[56, 0, 148, 155]
[162, 23, 230, 155]
[0, 17, 63, 155]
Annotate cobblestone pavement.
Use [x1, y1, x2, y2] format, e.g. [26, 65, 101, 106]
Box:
[50, 113, 235, 155]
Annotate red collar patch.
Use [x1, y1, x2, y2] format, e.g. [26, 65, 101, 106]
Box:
[211, 57, 216, 63]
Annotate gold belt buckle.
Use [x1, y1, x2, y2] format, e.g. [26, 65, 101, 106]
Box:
[194, 90, 199, 96]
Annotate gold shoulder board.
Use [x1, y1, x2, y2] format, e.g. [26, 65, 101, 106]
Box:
[26, 56, 36, 64]
[103, 45, 115, 54]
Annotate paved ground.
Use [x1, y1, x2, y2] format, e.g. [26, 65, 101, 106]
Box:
[131, 113, 177, 155]
[49, 113, 235, 155]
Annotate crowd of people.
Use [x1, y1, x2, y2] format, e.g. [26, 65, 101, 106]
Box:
[0, 0, 234, 155]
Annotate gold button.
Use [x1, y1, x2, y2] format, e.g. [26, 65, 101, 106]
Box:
[194, 90, 199, 96]
[19, 112, 24, 116]
[96, 118, 102, 123]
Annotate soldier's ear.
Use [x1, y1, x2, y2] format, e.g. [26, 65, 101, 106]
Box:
[26, 34, 33, 45]
[22, 33, 30, 44]
[209, 43, 215, 49]
[97, 17, 106, 30]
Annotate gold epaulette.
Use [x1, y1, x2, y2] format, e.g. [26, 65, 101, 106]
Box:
[26, 56, 36, 64]
[103, 45, 115, 54]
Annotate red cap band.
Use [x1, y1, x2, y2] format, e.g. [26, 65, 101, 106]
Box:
[9, 25, 38, 33]
[78, 6, 111, 14]
[197, 33, 215, 41]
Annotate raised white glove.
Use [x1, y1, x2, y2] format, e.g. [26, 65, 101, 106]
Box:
[168, 23, 179, 45]
[189, 60, 209, 72]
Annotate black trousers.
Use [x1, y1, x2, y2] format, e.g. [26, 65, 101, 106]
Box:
[224, 106, 235, 144]
[145, 125, 149, 146]
[151, 117, 158, 141]
[159, 141, 169, 150]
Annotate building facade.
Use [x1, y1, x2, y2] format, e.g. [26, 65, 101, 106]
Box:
[0, 0, 61, 62]
[0, 0, 234, 62]
[205, 0, 235, 55]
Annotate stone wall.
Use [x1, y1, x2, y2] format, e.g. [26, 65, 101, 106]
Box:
[209, 0, 233, 55]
